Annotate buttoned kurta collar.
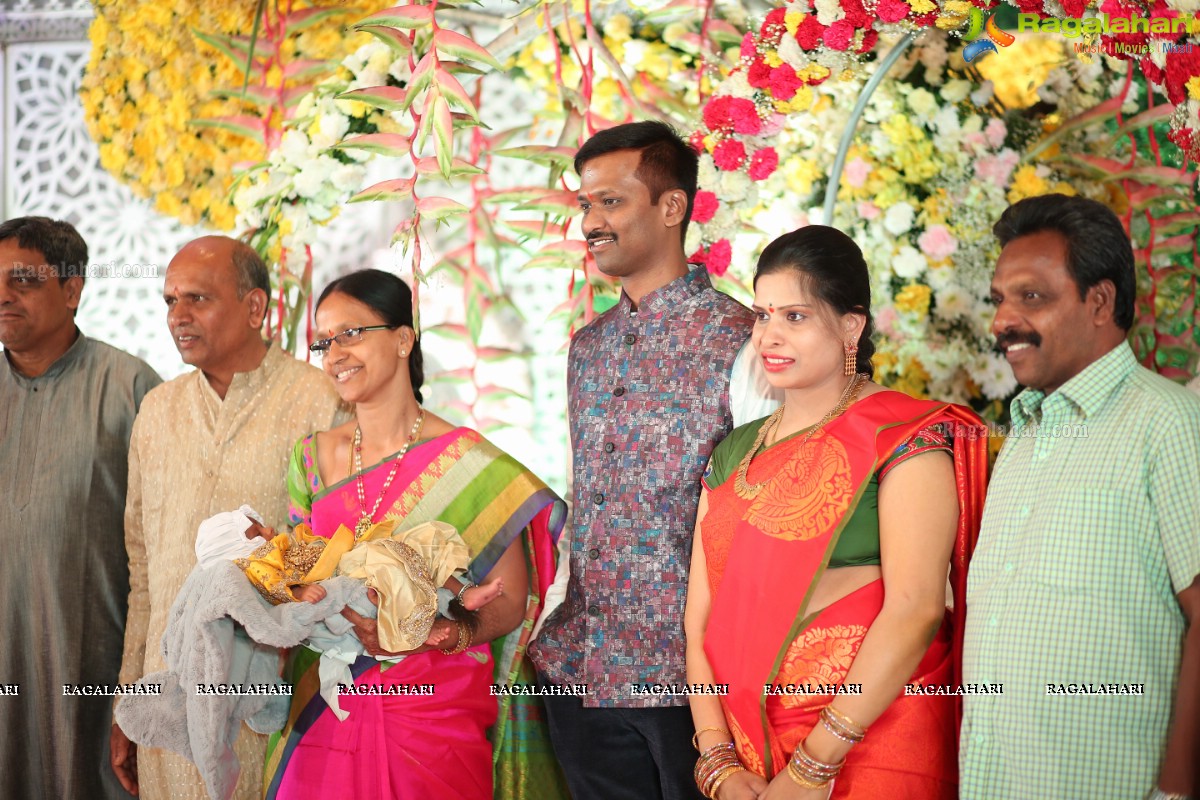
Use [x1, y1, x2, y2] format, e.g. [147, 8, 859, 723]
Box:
[617, 265, 710, 316]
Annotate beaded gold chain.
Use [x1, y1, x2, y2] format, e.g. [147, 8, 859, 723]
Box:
[733, 374, 867, 500]
[351, 407, 426, 538]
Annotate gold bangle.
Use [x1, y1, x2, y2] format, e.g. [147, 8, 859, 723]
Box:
[823, 705, 866, 735]
[691, 727, 733, 752]
[786, 760, 831, 789]
[439, 618, 472, 655]
[707, 764, 745, 798]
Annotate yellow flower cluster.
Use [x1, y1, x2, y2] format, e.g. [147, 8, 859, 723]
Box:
[81, 0, 384, 229]
[894, 283, 933, 317]
[1006, 164, 1077, 204]
[510, 12, 700, 122]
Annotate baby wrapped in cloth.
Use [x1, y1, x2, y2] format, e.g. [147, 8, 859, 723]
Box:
[227, 512, 502, 721]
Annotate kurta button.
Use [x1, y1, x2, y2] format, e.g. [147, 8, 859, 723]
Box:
[624, 334, 636, 345]
[613, 386, 625, 397]
[604, 442, 615, 453]
[588, 548, 600, 560]
[587, 605, 601, 617]
[592, 492, 604, 505]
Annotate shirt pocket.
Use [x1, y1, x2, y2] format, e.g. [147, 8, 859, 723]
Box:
[1028, 487, 1151, 592]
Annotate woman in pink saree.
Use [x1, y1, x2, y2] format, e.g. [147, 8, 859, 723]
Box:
[264, 270, 567, 800]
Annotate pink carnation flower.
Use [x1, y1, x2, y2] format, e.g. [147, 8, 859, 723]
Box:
[917, 225, 958, 261]
[857, 201, 881, 220]
[974, 150, 1019, 188]
[707, 239, 733, 276]
[692, 190, 719, 224]
[824, 19, 856, 51]
[844, 157, 871, 188]
[712, 139, 747, 170]
[748, 148, 779, 181]
[876, 0, 910, 23]
[985, 118, 1007, 149]
[768, 65, 803, 101]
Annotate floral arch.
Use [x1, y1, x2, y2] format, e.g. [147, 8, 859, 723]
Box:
[83, 0, 1200, 429]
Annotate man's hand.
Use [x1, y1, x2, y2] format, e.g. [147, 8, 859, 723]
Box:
[110, 722, 139, 795]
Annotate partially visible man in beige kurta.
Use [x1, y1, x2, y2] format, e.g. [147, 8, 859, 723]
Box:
[111, 236, 345, 800]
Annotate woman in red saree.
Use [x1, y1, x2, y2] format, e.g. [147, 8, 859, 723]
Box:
[684, 227, 988, 799]
[263, 270, 568, 800]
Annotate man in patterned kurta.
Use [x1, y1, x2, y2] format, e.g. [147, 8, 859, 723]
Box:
[0, 217, 160, 800]
[111, 236, 343, 800]
[961, 195, 1200, 799]
[530, 122, 775, 800]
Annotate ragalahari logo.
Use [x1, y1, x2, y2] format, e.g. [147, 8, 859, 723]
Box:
[963, 7, 1016, 62]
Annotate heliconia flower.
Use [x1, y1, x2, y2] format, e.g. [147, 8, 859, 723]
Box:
[713, 139, 748, 170]
[748, 147, 780, 180]
[692, 190, 719, 224]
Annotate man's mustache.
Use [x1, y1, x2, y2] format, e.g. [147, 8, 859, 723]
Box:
[993, 331, 1042, 354]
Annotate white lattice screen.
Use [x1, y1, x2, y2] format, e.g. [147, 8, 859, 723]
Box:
[0, 2, 571, 492]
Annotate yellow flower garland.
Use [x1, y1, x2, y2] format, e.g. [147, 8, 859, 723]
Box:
[80, 0, 385, 229]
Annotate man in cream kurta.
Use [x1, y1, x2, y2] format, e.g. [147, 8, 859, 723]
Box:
[114, 237, 344, 800]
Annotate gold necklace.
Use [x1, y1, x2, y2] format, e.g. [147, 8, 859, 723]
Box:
[734, 374, 867, 499]
[351, 407, 426, 538]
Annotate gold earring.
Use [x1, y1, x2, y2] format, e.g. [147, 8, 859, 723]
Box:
[844, 342, 858, 376]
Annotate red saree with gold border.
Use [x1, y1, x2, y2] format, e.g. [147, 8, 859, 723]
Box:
[701, 392, 988, 797]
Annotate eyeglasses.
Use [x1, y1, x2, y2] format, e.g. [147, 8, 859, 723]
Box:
[308, 325, 395, 354]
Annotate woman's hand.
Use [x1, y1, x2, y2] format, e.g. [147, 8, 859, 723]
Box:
[758, 769, 833, 800]
[715, 769, 769, 799]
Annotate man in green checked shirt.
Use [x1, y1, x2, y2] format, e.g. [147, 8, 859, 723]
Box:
[960, 194, 1200, 800]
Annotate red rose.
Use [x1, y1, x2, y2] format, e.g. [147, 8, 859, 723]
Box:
[692, 190, 719, 224]
[712, 139, 747, 170]
[748, 147, 779, 180]
[858, 28, 879, 54]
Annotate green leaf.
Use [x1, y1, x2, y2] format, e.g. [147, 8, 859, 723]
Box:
[336, 86, 409, 113]
[332, 132, 413, 158]
[433, 66, 479, 121]
[282, 6, 351, 33]
[357, 25, 414, 56]
[425, 322, 471, 342]
[432, 28, 503, 70]
[415, 156, 484, 177]
[416, 195, 469, 220]
[190, 115, 265, 143]
[192, 29, 261, 73]
[284, 59, 333, 82]
[405, 52, 438, 110]
[208, 86, 276, 108]
[348, 177, 417, 203]
[492, 145, 576, 169]
[353, 4, 435, 30]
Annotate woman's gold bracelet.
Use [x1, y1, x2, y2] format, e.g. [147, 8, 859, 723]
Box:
[439, 618, 472, 655]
